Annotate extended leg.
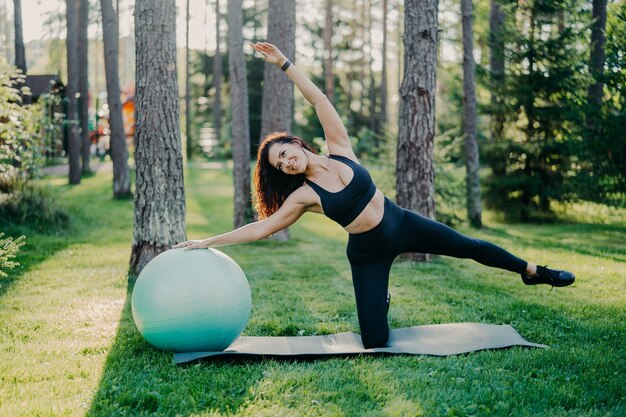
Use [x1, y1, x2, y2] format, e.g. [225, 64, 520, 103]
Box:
[396, 210, 528, 274]
[350, 258, 394, 349]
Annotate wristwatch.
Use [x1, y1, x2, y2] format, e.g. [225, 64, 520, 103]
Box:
[281, 58, 293, 71]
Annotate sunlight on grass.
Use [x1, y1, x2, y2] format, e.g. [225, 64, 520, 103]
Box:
[1, 164, 624, 417]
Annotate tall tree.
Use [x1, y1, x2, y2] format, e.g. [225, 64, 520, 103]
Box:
[461, 0, 482, 228]
[13, 0, 29, 104]
[488, 0, 505, 144]
[367, 0, 377, 133]
[484, 0, 586, 220]
[396, 0, 438, 261]
[259, 0, 296, 241]
[213, 0, 222, 140]
[587, 0, 607, 130]
[379, 0, 388, 130]
[66, 0, 81, 184]
[13, 0, 25, 73]
[227, 0, 252, 228]
[100, 0, 131, 198]
[324, 0, 334, 103]
[78, 0, 91, 173]
[185, 0, 192, 161]
[130, 0, 186, 278]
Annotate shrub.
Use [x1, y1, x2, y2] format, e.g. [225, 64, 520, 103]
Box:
[0, 232, 25, 277]
[0, 59, 70, 233]
[0, 182, 70, 233]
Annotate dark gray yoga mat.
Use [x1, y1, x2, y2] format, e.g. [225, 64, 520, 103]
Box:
[174, 323, 547, 364]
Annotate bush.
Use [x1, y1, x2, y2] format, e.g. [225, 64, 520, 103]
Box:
[0, 182, 70, 233]
[0, 232, 25, 277]
[0, 59, 70, 233]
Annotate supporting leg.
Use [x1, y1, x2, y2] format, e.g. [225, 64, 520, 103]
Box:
[350, 258, 394, 349]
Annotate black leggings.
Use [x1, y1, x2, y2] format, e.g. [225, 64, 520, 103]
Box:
[346, 197, 528, 348]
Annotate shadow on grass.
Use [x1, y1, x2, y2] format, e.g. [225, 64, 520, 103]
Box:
[0, 229, 73, 299]
[0, 167, 138, 299]
[85, 279, 387, 416]
[85, 283, 265, 416]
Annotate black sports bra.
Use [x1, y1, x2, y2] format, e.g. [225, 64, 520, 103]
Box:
[304, 154, 377, 227]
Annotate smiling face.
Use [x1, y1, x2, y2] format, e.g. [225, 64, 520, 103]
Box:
[268, 141, 308, 175]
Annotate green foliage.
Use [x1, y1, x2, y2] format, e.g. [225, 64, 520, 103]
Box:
[573, 0, 626, 206]
[0, 232, 25, 278]
[0, 60, 70, 233]
[0, 182, 70, 233]
[38, 92, 66, 160]
[483, 0, 591, 220]
[0, 60, 46, 181]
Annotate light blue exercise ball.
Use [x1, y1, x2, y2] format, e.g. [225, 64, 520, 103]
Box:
[131, 248, 252, 352]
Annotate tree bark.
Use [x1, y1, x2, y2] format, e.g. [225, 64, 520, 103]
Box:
[324, 0, 334, 103]
[12, 0, 25, 73]
[379, 0, 388, 131]
[79, 0, 91, 173]
[462, 0, 482, 228]
[227, 0, 252, 229]
[100, 0, 131, 198]
[396, 0, 438, 262]
[367, 0, 377, 133]
[129, 0, 186, 279]
[13, 0, 29, 104]
[489, 0, 505, 143]
[259, 0, 296, 241]
[213, 0, 223, 137]
[66, 0, 82, 184]
[587, 0, 607, 123]
[185, 0, 192, 161]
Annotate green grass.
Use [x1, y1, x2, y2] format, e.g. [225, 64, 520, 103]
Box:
[1, 163, 624, 416]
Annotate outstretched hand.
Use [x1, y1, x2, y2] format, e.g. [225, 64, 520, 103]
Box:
[250, 42, 287, 66]
[171, 239, 212, 251]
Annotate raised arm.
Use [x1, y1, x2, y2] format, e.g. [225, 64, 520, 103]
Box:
[251, 42, 355, 158]
[172, 189, 310, 250]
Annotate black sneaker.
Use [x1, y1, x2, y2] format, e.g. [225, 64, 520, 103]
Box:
[522, 265, 575, 287]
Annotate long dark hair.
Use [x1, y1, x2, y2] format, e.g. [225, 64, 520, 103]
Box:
[254, 132, 318, 219]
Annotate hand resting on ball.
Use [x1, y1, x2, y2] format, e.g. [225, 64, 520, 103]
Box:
[171, 239, 212, 250]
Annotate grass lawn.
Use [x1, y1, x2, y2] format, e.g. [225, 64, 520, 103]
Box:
[1, 163, 624, 416]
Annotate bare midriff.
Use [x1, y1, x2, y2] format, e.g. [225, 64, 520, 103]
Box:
[303, 184, 385, 234]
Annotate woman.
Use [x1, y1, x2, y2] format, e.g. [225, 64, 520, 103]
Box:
[173, 42, 575, 349]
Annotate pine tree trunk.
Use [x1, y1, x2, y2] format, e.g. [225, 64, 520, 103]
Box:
[66, 0, 82, 185]
[79, 0, 91, 173]
[462, 0, 482, 228]
[227, 0, 252, 229]
[379, 0, 388, 131]
[367, 0, 377, 133]
[129, 0, 186, 279]
[12, 0, 25, 72]
[185, 0, 192, 161]
[587, 0, 607, 132]
[13, 0, 28, 104]
[359, 0, 367, 111]
[324, 0, 334, 103]
[489, 0, 505, 144]
[213, 0, 222, 136]
[259, 0, 296, 241]
[396, 0, 438, 262]
[100, 0, 131, 198]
